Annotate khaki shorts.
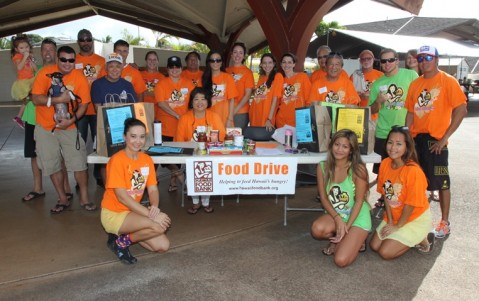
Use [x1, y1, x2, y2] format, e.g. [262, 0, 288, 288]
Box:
[34, 126, 87, 176]
[101, 208, 129, 235]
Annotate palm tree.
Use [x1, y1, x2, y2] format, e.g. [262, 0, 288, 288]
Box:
[121, 29, 144, 46]
[102, 35, 112, 43]
[315, 20, 344, 37]
[152, 30, 173, 48]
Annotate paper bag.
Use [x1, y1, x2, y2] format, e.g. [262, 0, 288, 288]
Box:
[96, 102, 155, 157]
[312, 102, 348, 152]
[336, 107, 375, 155]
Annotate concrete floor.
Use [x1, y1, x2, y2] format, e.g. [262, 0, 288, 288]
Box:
[0, 100, 478, 300]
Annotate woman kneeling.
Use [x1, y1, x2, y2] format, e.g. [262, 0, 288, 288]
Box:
[370, 126, 433, 259]
[311, 129, 371, 267]
[101, 118, 171, 264]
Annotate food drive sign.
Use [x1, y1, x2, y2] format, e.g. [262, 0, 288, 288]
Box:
[185, 157, 298, 196]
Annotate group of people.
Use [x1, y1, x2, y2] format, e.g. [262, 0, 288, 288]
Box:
[311, 45, 467, 267]
[11, 28, 466, 265]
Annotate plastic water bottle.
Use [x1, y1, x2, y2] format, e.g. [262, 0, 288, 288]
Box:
[285, 129, 293, 149]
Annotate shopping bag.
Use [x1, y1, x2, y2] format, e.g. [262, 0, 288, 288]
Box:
[96, 102, 155, 157]
[312, 102, 347, 152]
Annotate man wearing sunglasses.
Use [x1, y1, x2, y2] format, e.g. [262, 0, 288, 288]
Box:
[31, 45, 95, 213]
[75, 29, 106, 188]
[368, 48, 418, 205]
[406, 45, 467, 239]
[310, 45, 348, 84]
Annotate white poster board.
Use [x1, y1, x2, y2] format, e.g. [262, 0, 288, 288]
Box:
[185, 157, 298, 196]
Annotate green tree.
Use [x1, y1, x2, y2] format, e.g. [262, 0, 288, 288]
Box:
[121, 28, 144, 46]
[171, 43, 194, 51]
[315, 20, 344, 37]
[27, 34, 43, 44]
[0, 37, 11, 49]
[191, 42, 209, 54]
[102, 35, 112, 43]
[152, 30, 174, 48]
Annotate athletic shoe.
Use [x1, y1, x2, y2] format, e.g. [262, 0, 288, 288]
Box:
[107, 235, 137, 264]
[434, 220, 451, 238]
[13, 116, 25, 129]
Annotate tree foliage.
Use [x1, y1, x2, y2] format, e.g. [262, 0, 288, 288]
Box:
[315, 21, 344, 37]
[102, 35, 112, 43]
[121, 28, 144, 46]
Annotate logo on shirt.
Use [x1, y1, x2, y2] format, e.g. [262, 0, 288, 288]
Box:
[328, 185, 349, 210]
[83, 64, 97, 78]
[414, 87, 440, 117]
[325, 90, 345, 103]
[383, 180, 401, 207]
[130, 169, 146, 191]
[384, 84, 405, 110]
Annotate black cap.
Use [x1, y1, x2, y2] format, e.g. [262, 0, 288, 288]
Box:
[167, 56, 182, 68]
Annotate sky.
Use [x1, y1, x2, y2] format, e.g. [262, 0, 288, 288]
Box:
[25, 0, 479, 47]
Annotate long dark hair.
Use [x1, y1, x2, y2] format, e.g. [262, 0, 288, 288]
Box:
[279, 52, 297, 77]
[201, 50, 225, 93]
[386, 126, 419, 165]
[231, 42, 247, 64]
[259, 53, 277, 89]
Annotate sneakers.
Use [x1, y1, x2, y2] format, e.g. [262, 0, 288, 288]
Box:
[13, 116, 25, 129]
[107, 235, 137, 264]
[434, 220, 451, 238]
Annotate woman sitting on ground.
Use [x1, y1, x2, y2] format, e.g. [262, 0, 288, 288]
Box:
[311, 129, 371, 267]
[101, 118, 171, 264]
[175, 87, 225, 214]
[370, 126, 433, 259]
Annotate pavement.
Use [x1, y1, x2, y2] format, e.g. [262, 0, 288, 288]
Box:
[0, 98, 478, 300]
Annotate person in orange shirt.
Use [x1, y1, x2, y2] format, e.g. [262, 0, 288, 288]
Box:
[349, 49, 383, 119]
[250, 53, 283, 131]
[101, 118, 171, 264]
[32, 45, 96, 214]
[226, 42, 255, 131]
[201, 50, 239, 127]
[310, 45, 348, 83]
[309, 53, 360, 105]
[405, 45, 467, 239]
[154, 56, 195, 192]
[141, 51, 165, 119]
[182, 51, 203, 87]
[276, 52, 311, 128]
[370, 126, 434, 259]
[175, 87, 225, 214]
[113, 39, 147, 102]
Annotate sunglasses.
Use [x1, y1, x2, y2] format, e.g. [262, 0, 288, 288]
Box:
[360, 57, 373, 62]
[380, 58, 397, 64]
[208, 58, 222, 63]
[417, 55, 435, 63]
[59, 57, 75, 63]
[78, 38, 93, 42]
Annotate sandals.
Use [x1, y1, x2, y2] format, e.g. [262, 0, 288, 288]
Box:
[80, 202, 97, 211]
[203, 205, 214, 213]
[416, 232, 435, 254]
[374, 198, 385, 208]
[22, 191, 45, 202]
[168, 184, 178, 192]
[187, 204, 201, 214]
[359, 242, 367, 253]
[321, 243, 337, 256]
[429, 191, 440, 202]
[57, 192, 73, 202]
[50, 202, 71, 214]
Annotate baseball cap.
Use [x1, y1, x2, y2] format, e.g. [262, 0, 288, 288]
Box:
[167, 56, 182, 68]
[417, 45, 439, 57]
[106, 53, 123, 64]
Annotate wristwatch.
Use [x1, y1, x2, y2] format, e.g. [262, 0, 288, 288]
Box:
[47, 96, 52, 107]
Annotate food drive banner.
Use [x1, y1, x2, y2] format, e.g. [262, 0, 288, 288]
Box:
[185, 157, 298, 196]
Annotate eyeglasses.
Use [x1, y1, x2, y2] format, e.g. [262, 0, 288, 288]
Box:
[78, 38, 93, 42]
[59, 57, 75, 63]
[417, 55, 435, 63]
[380, 58, 397, 64]
[208, 58, 222, 63]
[317, 55, 328, 60]
[360, 57, 373, 62]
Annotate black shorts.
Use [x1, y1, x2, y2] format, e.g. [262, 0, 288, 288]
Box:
[24, 122, 36, 158]
[372, 137, 388, 174]
[414, 134, 450, 191]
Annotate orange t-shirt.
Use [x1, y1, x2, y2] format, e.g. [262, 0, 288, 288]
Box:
[141, 70, 166, 118]
[101, 150, 157, 213]
[309, 76, 360, 105]
[249, 73, 283, 127]
[182, 69, 203, 87]
[405, 71, 467, 140]
[210, 72, 239, 125]
[12, 53, 35, 80]
[378, 158, 430, 224]
[175, 110, 226, 142]
[154, 77, 195, 137]
[276, 72, 311, 128]
[350, 69, 384, 107]
[310, 68, 348, 83]
[122, 64, 148, 96]
[75, 53, 106, 115]
[226, 65, 255, 115]
[32, 65, 91, 131]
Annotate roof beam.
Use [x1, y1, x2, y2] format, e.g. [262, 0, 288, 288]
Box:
[0, 2, 86, 24]
[0, 0, 19, 9]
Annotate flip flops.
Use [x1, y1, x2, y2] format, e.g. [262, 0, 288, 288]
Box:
[22, 191, 45, 202]
[416, 232, 435, 254]
[80, 202, 97, 211]
[322, 243, 337, 256]
[187, 204, 201, 214]
[50, 202, 71, 214]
